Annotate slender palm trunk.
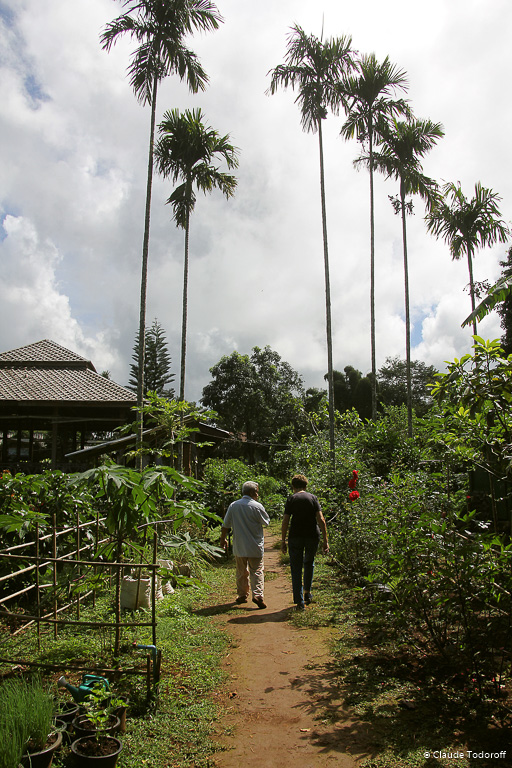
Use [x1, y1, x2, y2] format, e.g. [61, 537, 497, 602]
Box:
[467, 249, 478, 338]
[400, 183, 413, 437]
[318, 119, 335, 467]
[179, 205, 190, 402]
[368, 120, 377, 421]
[136, 75, 158, 470]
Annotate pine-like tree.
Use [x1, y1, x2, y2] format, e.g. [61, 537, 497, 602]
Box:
[129, 319, 175, 398]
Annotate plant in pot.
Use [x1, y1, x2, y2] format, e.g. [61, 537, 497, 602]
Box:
[0, 676, 62, 768]
[71, 686, 125, 767]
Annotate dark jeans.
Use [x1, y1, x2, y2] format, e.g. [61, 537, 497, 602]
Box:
[288, 536, 319, 607]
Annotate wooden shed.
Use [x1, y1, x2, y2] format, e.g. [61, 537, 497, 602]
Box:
[0, 340, 136, 471]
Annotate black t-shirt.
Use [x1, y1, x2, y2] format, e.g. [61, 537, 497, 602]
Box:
[285, 491, 321, 539]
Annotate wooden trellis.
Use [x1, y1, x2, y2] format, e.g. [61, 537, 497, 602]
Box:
[0, 513, 161, 695]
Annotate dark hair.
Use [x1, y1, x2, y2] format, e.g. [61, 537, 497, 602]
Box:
[291, 474, 308, 490]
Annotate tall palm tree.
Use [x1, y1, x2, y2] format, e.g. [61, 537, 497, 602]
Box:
[101, 0, 222, 464]
[341, 54, 410, 421]
[267, 25, 355, 465]
[426, 182, 509, 338]
[371, 117, 444, 436]
[154, 108, 238, 402]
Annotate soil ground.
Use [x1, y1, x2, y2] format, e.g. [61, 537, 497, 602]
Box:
[211, 534, 369, 767]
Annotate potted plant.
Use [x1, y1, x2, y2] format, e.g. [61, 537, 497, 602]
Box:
[0, 677, 62, 768]
[70, 686, 125, 767]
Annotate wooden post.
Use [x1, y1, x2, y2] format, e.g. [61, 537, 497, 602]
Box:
[152, 530, 157, 647]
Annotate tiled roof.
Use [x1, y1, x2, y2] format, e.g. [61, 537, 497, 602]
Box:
[0, 341, 136, 404]
[0, 340, 90, 366]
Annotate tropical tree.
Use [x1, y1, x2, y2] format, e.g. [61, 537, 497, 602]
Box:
[378, 356, 437, 417]
[129, 318, 175, 398]
[267, 25, 355, 466]
[201, 345, 305, 443]
[426, 181, 509, 338]
[154, 108, 238, 402]
[100, 0, 222, 463]
[341, 53, 410, 421]
[371, 117, 444, 435]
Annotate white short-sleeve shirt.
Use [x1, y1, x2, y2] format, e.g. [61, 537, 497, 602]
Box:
[223, 495, 270, 558]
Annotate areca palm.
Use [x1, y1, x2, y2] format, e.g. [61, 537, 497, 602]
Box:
[341, 54, 410, 421]
[101, 0, 222, 462]
[426, 182, 510, 338]
[154, 108, 238, 402]
[268, 25, 355, 464]
[371, 117, 444, 435]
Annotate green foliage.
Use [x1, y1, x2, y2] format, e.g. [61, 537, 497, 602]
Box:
[356, 405, 425, 476]
[377, 356, 438, 416]
[430, 337, 512, 528]
[331, 468, 512, 699]
[201, 458, 285, 518]
[329, 366, 373, 419]
[201, 345, 307, 442]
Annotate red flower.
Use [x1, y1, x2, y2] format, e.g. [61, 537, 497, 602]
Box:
[348, 470, 358, 489]
[349, 490, 360, 501]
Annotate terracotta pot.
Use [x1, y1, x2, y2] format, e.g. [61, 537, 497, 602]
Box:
[21, 730, 62, 768]
[70, 736, 122, 768]
[72, 714, 120, 740]
[112, 703, 128, 734]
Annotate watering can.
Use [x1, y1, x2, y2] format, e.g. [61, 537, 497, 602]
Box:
[57, 674, 110, 703]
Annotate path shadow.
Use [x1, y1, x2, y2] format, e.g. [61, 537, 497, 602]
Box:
[193, 602, 239, 617]
[227, 607, 291, 624]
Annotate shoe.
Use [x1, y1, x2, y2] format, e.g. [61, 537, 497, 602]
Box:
[295, 603, 305, 611]
[252, 597, 267, 609]
[304, 592, 312, 605]
[235, 595, 248, 604]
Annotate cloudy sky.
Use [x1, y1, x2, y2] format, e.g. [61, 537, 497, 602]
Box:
[1, 0, 511, 401]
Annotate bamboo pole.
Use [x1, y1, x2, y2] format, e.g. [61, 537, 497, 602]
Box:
[152, 530, 157, 647]
[76, 506, 80, 620]
[35, 521, 40, 649]
[0, 608, 154, 628]
[0, 553, 159, 568]
[52, 512, 57, 639]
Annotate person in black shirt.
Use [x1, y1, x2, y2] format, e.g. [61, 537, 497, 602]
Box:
[281, 474, 329, 610]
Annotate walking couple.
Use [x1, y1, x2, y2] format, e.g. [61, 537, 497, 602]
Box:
[219, 474, 329, 611]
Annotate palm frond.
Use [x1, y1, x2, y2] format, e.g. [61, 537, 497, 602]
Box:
[462, 270, 512, 327]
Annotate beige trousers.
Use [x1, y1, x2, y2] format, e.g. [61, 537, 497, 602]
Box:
[235, 556, 264, 599]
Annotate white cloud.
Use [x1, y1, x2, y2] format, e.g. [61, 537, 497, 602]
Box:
[0, 0, 511, 402]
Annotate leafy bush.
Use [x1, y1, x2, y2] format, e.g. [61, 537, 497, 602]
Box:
[201, 458, 286, 518]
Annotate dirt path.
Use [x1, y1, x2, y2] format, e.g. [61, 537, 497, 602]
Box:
[211, 535, 369, 767]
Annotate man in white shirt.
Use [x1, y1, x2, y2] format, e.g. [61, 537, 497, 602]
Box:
[220, 481, 270, 609]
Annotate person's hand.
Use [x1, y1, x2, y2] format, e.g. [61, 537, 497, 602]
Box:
[220, 539, 228, 552]
[281, 540, 287, 554]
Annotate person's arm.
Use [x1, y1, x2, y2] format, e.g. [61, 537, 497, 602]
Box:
[316, 510, 329, 553]
[281, 514, 290, 553]
[219, 526, 230, 551]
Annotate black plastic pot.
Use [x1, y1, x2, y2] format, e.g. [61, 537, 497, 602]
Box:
[70, 736, 122, 768]
[72, 714, 120, 740]
[21, 730, 63, 768]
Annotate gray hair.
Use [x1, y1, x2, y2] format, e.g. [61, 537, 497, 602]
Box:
[242, 481, 259, 497]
